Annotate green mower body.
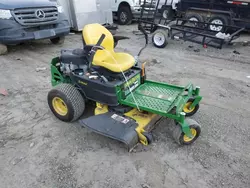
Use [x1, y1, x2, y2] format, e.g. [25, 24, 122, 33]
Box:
[48, 55, 202, 151]
[47, 23, 203, 151]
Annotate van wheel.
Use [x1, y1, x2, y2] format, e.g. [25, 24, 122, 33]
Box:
[0, 44, 8, 55]
[117, 6, 132, 25]
[209, 15, 228, 32]
[50, 36, 65, 45]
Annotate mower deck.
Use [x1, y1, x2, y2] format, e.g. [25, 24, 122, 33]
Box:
[79, 112, 139, 151]
[79, 109, 163, 151]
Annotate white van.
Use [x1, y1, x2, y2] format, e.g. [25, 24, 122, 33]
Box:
[112, 0, 179, 25]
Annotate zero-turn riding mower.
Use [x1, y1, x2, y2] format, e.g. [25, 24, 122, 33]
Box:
[47, 23, 203, 152]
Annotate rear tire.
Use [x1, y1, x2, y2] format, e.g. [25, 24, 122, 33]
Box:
[152, 29, 168, 48]
[117, 6, 132, 25]
[47, 84, 85, 122]
[50, 36, 65, 45]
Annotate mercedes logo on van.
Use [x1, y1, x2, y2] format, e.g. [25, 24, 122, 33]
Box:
[35, 9, 45, 19]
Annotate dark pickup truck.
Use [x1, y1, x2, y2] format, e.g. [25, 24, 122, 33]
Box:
[178, 0, 250, 29]
[160, 0, 250, 32]
[0, 0, 70, 47]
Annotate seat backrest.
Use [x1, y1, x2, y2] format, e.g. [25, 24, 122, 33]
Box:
[82, 23, 114, 52]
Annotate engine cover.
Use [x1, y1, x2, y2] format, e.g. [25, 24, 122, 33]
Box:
[60, 49, 88, 66]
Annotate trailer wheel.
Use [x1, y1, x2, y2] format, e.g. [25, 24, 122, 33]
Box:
[152, 29, 168, 48]
[209, 15, 228, 32]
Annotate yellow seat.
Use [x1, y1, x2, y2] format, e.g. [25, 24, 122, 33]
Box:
[82, 23, 135, 73]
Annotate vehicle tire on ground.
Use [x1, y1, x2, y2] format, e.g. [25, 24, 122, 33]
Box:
[161, 6, 174, 20]
[117, 6, 133, 25]
[183, 97, 200, 117]
[208, 15, 229, 32]
[47, 83, 85, 122]
[50, 36, 65, 45]
[152, 29, 168, 48]
[173, 119, 201, 145]
[185, 12, 204, 27]
[0, 44, 8, 55]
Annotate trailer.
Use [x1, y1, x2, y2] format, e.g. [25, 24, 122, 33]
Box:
[58, 0, 114, 31]
[139, 0, 245, 49]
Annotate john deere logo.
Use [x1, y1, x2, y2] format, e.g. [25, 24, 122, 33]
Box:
[35, 9, 45, 19]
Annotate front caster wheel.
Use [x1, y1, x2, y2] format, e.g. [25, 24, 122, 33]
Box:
[183, 98, 200, 117]
[173, 119, 201, 145]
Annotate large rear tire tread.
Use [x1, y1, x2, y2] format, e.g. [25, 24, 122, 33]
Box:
[48, 84, 85, 122]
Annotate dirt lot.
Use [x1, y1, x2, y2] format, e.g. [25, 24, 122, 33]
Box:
[0, 24, 250, 188]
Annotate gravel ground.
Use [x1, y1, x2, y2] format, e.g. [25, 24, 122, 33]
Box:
[0, 24, 250, 188]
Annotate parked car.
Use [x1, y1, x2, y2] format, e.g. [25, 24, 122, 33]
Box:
[0, 0, 70, 48]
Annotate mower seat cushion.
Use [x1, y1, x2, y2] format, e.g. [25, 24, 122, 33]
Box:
[82, 23, 135, 73]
